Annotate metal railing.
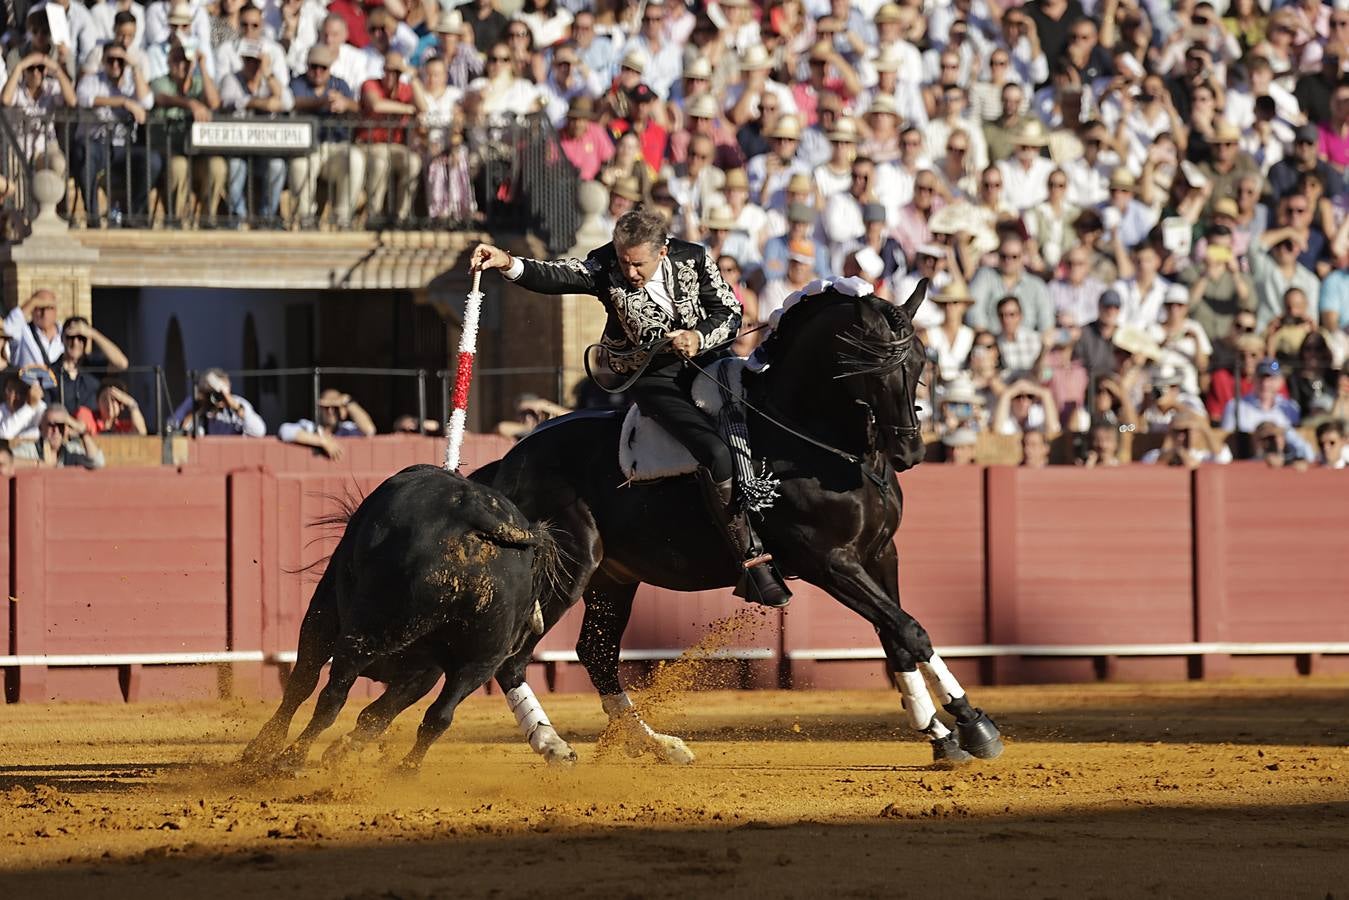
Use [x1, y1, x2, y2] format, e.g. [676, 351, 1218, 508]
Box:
[182, 364, 566, 435]
[0, 107, 580, 251]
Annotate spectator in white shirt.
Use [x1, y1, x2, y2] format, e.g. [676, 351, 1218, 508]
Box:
[996, 118, 1056, 214]
[215, 3, 288, 81]
[1, 51, 75, 175]
[1111, 241, 1171, 330]
[0, 369, 48, 442]
[925, 283, 977, 382]
[1048, 245, 1107, 327]
[5, 289, 64, 371]
[220, 40, 294, 223]
[74, 45, 161, 225]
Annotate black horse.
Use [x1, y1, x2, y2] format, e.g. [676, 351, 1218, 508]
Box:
[478, 280, 1003, 767]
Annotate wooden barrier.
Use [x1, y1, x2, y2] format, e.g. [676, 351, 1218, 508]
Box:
[986, 466, 1195, 682]
[782, 466, 987, 690]
[1195, 466, 1349, 677]
[6, 456, 1349, 703]
[6, 469, 230, 702]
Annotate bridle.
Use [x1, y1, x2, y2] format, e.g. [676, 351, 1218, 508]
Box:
[834, 315, 924, 450]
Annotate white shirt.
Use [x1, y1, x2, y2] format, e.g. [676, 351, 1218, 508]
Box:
[1063, 153, 1116, 209]
[0, 401, 45, 442]
[1111, 276, 1171, 330]
[997, 155, 1057, 214]
[4, 306, 64, 369]
[926, 324, 976, 381]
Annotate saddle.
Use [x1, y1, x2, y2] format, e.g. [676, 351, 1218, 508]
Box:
[618, 357, 748, 483]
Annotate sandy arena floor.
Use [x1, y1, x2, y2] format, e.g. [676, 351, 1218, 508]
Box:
[2, 677, 1348, 898]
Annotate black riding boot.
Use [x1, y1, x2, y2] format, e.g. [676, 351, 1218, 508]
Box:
[703, 476, 792, 609]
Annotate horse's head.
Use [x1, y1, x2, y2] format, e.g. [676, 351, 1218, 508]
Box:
[836, 280, 930, 472]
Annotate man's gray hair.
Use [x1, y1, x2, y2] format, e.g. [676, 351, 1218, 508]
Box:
[613, 208, 669, 251]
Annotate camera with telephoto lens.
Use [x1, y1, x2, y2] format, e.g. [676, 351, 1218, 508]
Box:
[208, 390, 226, 408]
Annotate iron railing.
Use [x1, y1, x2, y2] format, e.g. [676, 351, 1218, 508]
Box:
[0, 107, 580, 251]
[182, 364, 566, 435]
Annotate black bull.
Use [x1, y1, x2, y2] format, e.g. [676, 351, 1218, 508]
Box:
[242, 465, 556, 772]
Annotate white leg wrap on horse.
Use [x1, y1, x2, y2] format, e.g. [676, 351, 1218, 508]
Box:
[898, 670, 949, 738]
[919, 653, 966, 706]
[506, 683, 555, 754]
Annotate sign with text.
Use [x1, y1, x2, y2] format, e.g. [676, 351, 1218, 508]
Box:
[187, 119, 315, 155]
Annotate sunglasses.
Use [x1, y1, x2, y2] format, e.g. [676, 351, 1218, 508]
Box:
[44, 422, 67, 431]
[1049, 180, 1067, 188]
[490, 55, 512, 62]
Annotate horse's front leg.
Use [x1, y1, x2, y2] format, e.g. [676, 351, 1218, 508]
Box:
[864, 545, 1004, 762]
[811, 547, 1000, 767]
[580, 580, 695, 765]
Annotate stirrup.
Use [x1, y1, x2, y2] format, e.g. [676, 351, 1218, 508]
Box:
[743, 552, 774, 568]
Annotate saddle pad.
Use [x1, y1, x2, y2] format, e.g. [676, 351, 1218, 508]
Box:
[619, 358, 748, 482]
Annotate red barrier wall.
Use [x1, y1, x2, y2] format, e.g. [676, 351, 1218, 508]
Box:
[8, 469, 230, 701]
[986, 467, 1195, 682]
[182, 434, 514, 475]
[1195, 467, 1349, 676]
[782, 465, 987, 689]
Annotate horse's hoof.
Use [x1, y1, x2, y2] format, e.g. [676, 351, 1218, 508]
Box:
[543, 745, 578, 767]
[651, 733, 695, 765]
[273, 746, 308, 775]
[930, 734, 975, 768]
[957, 711, 1004, 760]
[393, 760, 421, 778]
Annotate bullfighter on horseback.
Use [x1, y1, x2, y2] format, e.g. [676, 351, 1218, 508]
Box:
[470, 207, 792, 608]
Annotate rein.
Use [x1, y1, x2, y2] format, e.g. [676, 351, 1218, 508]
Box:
[582, 323, 770, 395]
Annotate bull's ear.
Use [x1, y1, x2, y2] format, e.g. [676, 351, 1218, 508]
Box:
[902, 278, 929, 321]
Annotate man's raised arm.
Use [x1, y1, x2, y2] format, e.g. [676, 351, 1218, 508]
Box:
[470, 243, 601, 297]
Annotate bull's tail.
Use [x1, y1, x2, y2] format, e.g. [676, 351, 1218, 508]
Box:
[528, 520, 569, 635]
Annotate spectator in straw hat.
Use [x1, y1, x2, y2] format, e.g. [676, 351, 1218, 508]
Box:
[1199, 120, 1259, 212]
[862, 44, 928, 133]
[1099, 168, 1158, 248]
[997, 119, 1056, 214]
[925, 282, 977, 382]
[559, 95, 614, 181]
[727, 45, 797, 129]
[278, 388, 376, 459]
[540, 43, 601, 128]
[600, 175, 643, 231]
[746, 113, 806, 205]
[859, 93, 902, 164]
[702, 204, 755, 264]
[718, 168, 767, 259]
[413, 12, 479, 85]
[763, 170, 815, 236]
[668, 91, 743, 170]
[598, 48, 646, 122]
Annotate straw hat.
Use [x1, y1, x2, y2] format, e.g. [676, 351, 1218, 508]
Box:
[1012, 119, 1049, 148]
[932, 282, 973, 303]
[739, 45, 773, 71]
[874, 3, 904, 24]
[621, 48, 648, 73]
[785, 171, 813, 193]
[1213, 198, 1239, 218]
[1109, 168, 1138, 192]
[433, 9, 464, 33]
[867, 95, 899, 118]
[686, 93, 719, 120]
[765, 114, 803, 141]
[722, 168, 749, 191]
[873, 47, 903, 73]
[684, 57, 712, 81]
[826, 117, 859, 143]
[167, 1, 193, 25]
[566, 95, 597, 120]
[703, 205, 737, 231]
[611, 176, 642, 202]
[941, 376, 984, 406]
[1212, 121, 1242, 143]
[1111, 324, 1161, 360]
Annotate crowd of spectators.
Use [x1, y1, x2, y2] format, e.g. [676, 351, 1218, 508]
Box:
[4, 0, 1349, 467]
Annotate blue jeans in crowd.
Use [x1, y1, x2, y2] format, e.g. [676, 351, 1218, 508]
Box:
[75, 141, 164, 225]
[227, 156, 286, 221]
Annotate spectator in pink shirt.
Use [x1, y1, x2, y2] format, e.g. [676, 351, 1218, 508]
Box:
[1319, 82, 1349, 169]
[559, 96, 613, 180]
[893, 170, 943, 268]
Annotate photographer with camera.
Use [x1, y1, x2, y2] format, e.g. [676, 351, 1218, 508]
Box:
[170, 368, 267, 437]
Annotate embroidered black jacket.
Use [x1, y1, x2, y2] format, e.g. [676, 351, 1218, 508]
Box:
[509, 238, 742, 373]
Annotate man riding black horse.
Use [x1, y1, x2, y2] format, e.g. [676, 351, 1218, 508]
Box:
[470, 208, 792, 607]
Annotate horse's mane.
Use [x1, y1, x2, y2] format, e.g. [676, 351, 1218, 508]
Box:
[760, 288, 915, 373]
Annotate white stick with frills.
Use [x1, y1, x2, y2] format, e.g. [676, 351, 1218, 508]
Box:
[443, 269, 483, 472]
